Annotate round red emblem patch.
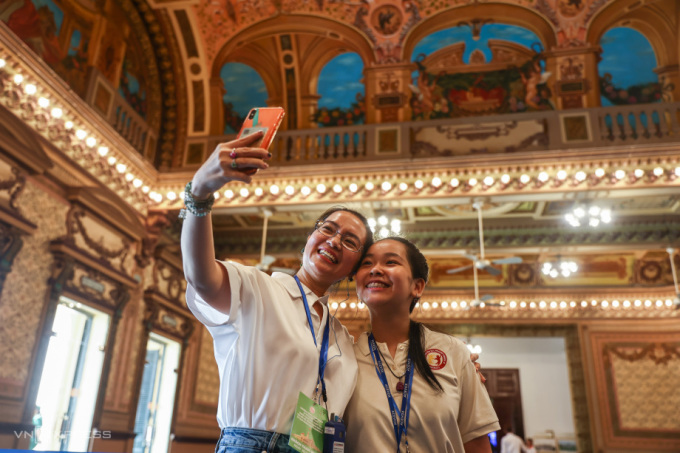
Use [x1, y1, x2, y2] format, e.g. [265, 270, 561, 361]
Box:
[425, 348, 447, 370]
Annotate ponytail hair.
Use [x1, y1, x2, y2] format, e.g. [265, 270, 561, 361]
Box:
[376, 237, 443, 392]
[409, 320, 443, 392]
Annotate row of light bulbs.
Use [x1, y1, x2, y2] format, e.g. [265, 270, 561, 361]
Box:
[162, 165, 680, 204]
[0, 59, 153, 203]
[329, 298, 678, 311]
[4, 59, 680, 208]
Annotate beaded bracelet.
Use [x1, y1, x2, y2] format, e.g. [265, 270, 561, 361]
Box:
[178, 181, 215, 219]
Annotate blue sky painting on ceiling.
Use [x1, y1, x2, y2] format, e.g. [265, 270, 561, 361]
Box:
[221, 62, 268, 134]
[411, 24, 543, 65]
[408, 24, 551, 120]
[313, 52, 365, 127]
[598, 27, 663, 106]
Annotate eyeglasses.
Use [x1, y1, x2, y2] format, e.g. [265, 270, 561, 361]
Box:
[314, 221, 363, 253]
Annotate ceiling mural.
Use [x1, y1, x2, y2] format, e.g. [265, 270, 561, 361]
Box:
[313, 52, 365, 127]
[598, 27, 667, 106]
[221, 62, 268, 133]
[194, 0, 612, 66]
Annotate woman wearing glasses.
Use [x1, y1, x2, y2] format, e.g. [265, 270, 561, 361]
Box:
[180, 132, 374, 453]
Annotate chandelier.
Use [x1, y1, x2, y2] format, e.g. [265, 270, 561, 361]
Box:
[368, 216, 401, 238]
[564, 205, 611, 227]
[542, 259, 578, 278]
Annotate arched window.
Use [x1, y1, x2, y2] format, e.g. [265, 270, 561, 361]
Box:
[598, 27, 661, 106]
[313, 52, 365, 127]
[220, 62, 268, 134]
[409, 24, 549, 119]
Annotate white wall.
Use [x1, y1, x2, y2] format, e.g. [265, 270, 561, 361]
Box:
[465, 336, 575, 441]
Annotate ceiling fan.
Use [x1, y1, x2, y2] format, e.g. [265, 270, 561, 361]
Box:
[446, 201, 523, 307]
[255, 209, 296, 275]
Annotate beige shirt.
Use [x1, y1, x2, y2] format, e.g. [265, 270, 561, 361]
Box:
[344, 327, 500, 453]
[186, 261, 358, 434]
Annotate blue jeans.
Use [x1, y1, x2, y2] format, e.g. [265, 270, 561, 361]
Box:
[215, 427, 295, 453]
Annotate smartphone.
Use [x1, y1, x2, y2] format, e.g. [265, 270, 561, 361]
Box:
[236, 107, 285, 150]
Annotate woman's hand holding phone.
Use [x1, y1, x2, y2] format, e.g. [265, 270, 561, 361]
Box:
[190, 131, 271, 200]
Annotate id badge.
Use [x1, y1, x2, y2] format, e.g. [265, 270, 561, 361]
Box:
[289, 392, 328, 453]
[323, 415, 346, 453]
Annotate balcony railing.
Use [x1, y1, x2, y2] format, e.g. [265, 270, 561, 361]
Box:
[84, 68, 157, 159]
[192, 102, 680, 167]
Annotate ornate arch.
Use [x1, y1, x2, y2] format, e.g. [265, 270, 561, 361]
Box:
[402, 3, 557, 63]
[210, 15, 373, 131]
[587, 1, 678, 69]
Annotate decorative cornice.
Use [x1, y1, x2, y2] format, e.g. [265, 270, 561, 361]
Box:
[151, 155, 680, 211]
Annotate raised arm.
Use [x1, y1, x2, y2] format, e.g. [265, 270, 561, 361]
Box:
[181, 132, 269, 314]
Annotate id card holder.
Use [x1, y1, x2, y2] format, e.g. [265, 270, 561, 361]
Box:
[323, 414, 346, 453]
[289, 392, 328, 453]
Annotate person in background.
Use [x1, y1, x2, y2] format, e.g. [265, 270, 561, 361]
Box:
[524, 438, 537, 453]
[500, 427, 526, 453]
[344, 237, 499, 452]
[181, 131, 374, 452]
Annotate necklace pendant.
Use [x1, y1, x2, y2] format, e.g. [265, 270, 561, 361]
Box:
[396, 381, 405, 392]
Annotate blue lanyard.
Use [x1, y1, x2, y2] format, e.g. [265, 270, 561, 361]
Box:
[368, 333, 414, 453]
[294, 276, 331, 403]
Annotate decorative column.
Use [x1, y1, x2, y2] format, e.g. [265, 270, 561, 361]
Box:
[364, 63, 412, 123]
[547, 46, 601, 109]
[654, 64, 680, 101]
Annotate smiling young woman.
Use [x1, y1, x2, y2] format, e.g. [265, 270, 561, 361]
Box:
[344, 237, 500, 453]
[180, 130, 375, 453]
